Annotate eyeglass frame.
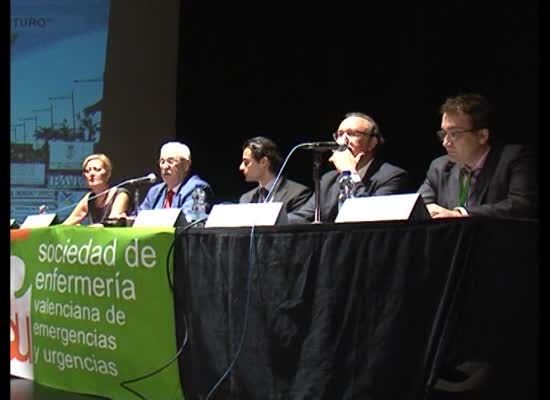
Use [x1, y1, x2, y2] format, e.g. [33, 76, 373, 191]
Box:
[436, 128, 479, 142]
[332, 129, 378, 142]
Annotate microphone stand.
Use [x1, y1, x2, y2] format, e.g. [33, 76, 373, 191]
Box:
[264, 142, 336, 224]
[134, 187, 140, 215]
[37, 174, 155, 220]
[312, 152, 323, 224]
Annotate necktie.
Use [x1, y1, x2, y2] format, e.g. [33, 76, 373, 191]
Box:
[258, 187, 268, 203]
[458, 168, 472, 207]
[164, 190, 175, 208]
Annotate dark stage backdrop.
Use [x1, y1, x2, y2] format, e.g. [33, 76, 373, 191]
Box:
[175, 1, 538, 204]
[96, 0, 181, 184]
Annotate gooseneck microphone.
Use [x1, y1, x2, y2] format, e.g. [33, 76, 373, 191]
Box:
[38, 173, 157, 215]
[122, 172, 157, 185]
[299, 141, 348, 152]
[263, 141, 347, 203]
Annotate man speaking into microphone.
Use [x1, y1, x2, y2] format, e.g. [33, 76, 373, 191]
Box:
[138, 141, 213, 220]
[288, 112, 410, 223]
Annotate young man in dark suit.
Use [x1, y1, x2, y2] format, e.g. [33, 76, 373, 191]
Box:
[418, 93, 537, 219]
[239, 136, 311, 213]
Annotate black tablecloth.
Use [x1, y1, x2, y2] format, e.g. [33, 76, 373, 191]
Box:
[173, 218, 538, 400]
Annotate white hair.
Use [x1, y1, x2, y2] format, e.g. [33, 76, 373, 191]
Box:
[160, 141, 191, 161]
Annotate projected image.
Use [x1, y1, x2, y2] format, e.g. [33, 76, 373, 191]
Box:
[10, 0, 110, 224]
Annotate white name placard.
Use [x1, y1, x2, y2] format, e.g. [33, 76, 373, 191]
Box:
[133, 208, 184, 227]
[205, 202, 286, 228]
[20, 213, 58, 228]
[335, 193, 430, 223]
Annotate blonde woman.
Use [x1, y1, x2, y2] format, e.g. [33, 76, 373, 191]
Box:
[63, 153, 132, 225]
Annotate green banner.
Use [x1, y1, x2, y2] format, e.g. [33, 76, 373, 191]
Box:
[11, 226, 184, 399]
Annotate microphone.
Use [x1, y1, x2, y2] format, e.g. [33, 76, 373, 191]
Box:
[299, 141, 348, 152]
[122, 173, 157, 185]
[35, 173, 157, 216]
[263, 140, 348, 203]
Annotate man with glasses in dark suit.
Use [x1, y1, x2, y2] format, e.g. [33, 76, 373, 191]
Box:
[288, 112, 410, 223]
[418, 93, 537, 218]
[239, 136, 311, 213]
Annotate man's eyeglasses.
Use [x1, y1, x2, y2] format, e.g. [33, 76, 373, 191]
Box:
[332, 130, 374, 141]
[158, 157, 181, 166]
[436, 129, 475, 141]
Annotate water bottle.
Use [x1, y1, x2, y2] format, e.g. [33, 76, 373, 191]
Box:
[338, 171, 355, 211]
[190, 187, 208, 224]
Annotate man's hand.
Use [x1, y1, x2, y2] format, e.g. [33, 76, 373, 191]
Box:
[426, 203, 465, 219]
[329, 148, 364, 173]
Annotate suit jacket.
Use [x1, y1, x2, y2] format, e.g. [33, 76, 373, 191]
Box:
[138, 173, 213, 219]
[239, 176, 311, 214]
[288, 158, 410, 223]
[418, 144, 538, 218]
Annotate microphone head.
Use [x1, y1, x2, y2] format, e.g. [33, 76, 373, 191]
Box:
[147, 173, 157, 183]
[301, 141, 347, 151]
[336, 143, 349, 152]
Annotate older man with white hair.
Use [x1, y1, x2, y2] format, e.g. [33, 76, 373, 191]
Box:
[139, 141, 213, 219]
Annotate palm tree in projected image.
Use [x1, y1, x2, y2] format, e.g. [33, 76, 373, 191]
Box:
[75, 112, 100, 142]
[31, 115, 99, 163]
[34, 120, 80, 142]
[32, 120, 75, 164]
